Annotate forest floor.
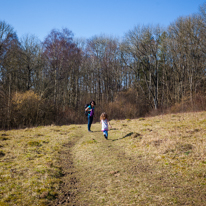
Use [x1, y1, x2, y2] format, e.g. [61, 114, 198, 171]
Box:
[0, 111, 206, 205]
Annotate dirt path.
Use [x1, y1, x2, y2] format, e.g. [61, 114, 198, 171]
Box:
[54, 117, 206, 206]
[71, 126, 159, 206]
[51, 137, 81, 206]
[55, 124, 161, 205]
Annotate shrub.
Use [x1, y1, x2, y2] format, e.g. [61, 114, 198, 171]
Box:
[10, 91, 55, 128]
[11, 91, 40, 127]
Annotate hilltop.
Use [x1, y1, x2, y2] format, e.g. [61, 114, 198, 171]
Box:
[0, 111, 206, 205]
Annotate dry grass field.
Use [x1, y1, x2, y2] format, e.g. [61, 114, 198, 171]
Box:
[0, 111, 206, 205]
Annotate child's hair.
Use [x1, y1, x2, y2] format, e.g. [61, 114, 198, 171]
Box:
[100, 112, 108, 120]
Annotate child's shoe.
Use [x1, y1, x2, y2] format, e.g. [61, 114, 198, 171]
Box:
[104, 134, 108, 140]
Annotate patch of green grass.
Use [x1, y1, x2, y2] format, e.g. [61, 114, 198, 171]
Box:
[143, 123, 152, 126]
[27, 141, 42, 147]
[82, 139, 97, 145]
[199, 120, 206, 124]
[184, 151, 192, 155]
[0, 202, 9, 206]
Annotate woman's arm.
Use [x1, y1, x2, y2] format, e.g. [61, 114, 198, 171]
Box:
[85, 106, 91, 112]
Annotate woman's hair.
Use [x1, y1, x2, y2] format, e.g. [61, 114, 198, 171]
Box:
[90, 100, 96, 105]
[100, 112, 108, 120]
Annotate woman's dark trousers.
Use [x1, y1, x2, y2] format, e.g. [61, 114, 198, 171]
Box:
[88, 116, 93, 131]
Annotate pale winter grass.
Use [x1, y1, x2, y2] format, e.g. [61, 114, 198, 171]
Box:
[0, 111, 206, 205]
[0, 125, 78, 206]
[73, 112, 206, 205]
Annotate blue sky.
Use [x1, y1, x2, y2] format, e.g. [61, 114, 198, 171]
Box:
[1, 0, 205, 41]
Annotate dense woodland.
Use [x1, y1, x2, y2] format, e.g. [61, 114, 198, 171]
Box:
[0, 4, 206, 129]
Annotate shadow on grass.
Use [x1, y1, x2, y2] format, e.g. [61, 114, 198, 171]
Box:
[88, 131, 99, 133]
[110, 132, 134, 141]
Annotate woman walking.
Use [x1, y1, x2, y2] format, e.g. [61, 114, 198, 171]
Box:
[85, 100, 96, 132]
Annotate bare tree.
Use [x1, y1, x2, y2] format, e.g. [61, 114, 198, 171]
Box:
[19, 34, 43, 91]
[122, 25, 165, 109]
[0, 20, 20, 128]
[42, 28, 81, 115]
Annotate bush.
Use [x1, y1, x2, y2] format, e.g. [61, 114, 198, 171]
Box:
[10, 91, 55, 128]
[11, 91, 40, 127]
[96, 88, 149, 120]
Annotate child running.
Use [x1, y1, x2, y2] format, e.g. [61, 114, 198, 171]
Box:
[100, 112, 112, 140]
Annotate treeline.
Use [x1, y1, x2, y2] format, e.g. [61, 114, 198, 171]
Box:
[1, 4, 206, 129]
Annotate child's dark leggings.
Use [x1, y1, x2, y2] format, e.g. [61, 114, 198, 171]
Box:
[88, 116, 93, 131]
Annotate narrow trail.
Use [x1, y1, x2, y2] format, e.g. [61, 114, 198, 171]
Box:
[51, 136, 81, 206]
[57, 124, 159, 206]
[54, 118, 206, 206]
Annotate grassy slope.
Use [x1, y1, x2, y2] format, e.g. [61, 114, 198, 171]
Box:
[0, 111, 206, 205]
[0, 125, 81, 206]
